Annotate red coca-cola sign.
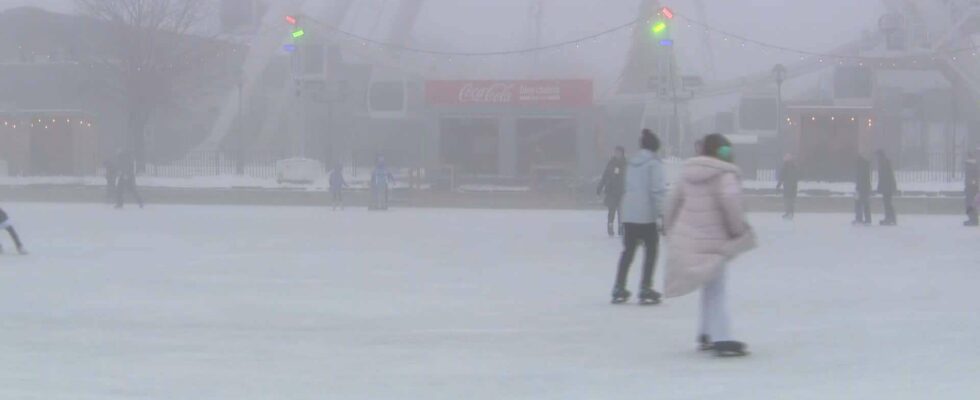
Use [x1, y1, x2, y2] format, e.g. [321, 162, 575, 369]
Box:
[426, 80, 593, 107]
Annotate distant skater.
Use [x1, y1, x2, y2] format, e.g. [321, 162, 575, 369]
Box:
[0, 207, 27, 255]
[114, 150, 144, 209]
[597, 146, 627, 237]
[776, 154, 799, 220]
[103, 158, 118, 204]
[876, 150, 898, 226]
[611, 130, 666, 305]
[965, 151, 978, 227]
[329, 162, 347, 210]
[853, 154, 872, 225]
[664, 133, 756, 357]
[370, 157, 395, 211]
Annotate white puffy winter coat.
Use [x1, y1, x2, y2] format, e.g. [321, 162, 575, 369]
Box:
[663, 156, 757, 298]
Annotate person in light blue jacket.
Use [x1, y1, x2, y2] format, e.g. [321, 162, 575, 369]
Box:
[611, 129, 667, 305]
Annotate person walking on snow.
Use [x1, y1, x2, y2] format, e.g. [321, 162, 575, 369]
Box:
[114, 150, 144, 209]
[597, 146, 627, 237]
[964, 151, 978, 227]
[876, 150, 898, 226]
[663, 133, 756, 357]
[776, 154, 799, 220]
[853, 154, 873, 225]
[611, 130, 667, 305]
[0, 207, 27, 255]
[370, 156, 395, 210]
[329, 162, 348, 210]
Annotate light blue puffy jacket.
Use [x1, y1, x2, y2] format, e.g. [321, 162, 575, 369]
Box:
[620, 149, 667, 224]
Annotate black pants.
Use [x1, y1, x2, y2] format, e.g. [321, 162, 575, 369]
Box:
[783, 193, 797, 216]
[105, 180, 116, 203]
[606, 206, 620, 226]
[116, 178, 143, 208]
[882, 192, 896, 223]
[854, 193, 871, 223]
[3, 226, 23, 249]
[614, 223, 659, 291]
[967, 191, 978, 223]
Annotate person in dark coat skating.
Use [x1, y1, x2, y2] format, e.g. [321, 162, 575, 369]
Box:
[853, 154, 873, 225]
[876, 150, 898, 225]
[611, 130, 667, 305]
[776, 154, 799, 220]
[965, 151, 978, 227]
[597, 146, 627, 236]
[0, 207, 27, 254]
[114, 150, 144, 209]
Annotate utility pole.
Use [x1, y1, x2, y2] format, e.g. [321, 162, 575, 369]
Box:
[236, 75, 245, 175]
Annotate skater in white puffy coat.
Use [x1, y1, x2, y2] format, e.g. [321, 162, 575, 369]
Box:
[663, 133, 756, 357]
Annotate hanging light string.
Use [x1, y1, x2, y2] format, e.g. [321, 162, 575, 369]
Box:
[297, 8, 979, 61]
[302, 14, 645, 57]
[672, 9, 979, 61]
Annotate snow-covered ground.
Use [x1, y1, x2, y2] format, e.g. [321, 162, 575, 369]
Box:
[0, 204, 977, 399]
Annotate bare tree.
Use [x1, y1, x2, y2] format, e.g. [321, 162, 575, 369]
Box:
[75, 0, 224, 165]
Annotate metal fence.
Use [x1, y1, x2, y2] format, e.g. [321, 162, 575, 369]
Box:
[754, 151, 965, 183]
[144, 152, 279, 179]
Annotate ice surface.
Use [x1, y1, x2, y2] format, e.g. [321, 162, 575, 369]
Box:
[0, 204, 978, 399]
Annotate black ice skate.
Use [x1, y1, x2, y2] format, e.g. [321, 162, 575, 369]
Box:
[880, 220, 897, 226]
[965, 220, 979, 227]
[611, 288, 631, 304]
[698, 334, 713, 351]
[712, 341, 749, 357]
[638, 289, 662, 305]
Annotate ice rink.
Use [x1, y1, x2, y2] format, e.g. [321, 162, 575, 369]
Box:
[1, 203, 978, 399]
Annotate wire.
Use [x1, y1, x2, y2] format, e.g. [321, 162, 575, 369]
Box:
[303, 14, 643, 57]
[673, 9, 980, 60]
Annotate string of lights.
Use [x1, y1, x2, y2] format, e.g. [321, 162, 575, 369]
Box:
[293, 6, 978, 62]
[0, 117, 95, 130]
[672, 9, 979, 62]
[302, 14, 644, 57]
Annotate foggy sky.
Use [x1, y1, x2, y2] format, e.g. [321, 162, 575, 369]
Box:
[1, 0, 884, 89]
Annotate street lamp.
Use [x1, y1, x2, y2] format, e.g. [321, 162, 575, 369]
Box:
[772, 64, 787, 137]
[236, 71, 245, 175]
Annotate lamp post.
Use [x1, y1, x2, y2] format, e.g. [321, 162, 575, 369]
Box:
[236, 73, 245, 175]
[772, 64, 788, 161]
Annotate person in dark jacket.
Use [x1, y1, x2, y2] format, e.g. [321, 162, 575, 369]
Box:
[876, 150, 898, 225]
[329, 162, 347, 210]
[965, 151, 978, 227]
[611, 130, 667, 305]
[0, 207, 26, 254]
[776, 154, 799, 220]
[853, 154, 873, 225]
[114, 150, 144, 209]
[597, 146, 627, 236]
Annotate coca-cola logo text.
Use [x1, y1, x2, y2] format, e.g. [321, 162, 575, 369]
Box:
[458, 83, 514, 103]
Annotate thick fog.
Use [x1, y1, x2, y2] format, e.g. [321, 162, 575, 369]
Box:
[1, 0, 979, 398]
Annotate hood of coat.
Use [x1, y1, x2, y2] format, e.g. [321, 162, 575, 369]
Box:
[628, 149, 658, 167]
[681, 156, 741, 184]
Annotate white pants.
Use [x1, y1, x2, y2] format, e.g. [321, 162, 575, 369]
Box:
[699, 268, 732, 342]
